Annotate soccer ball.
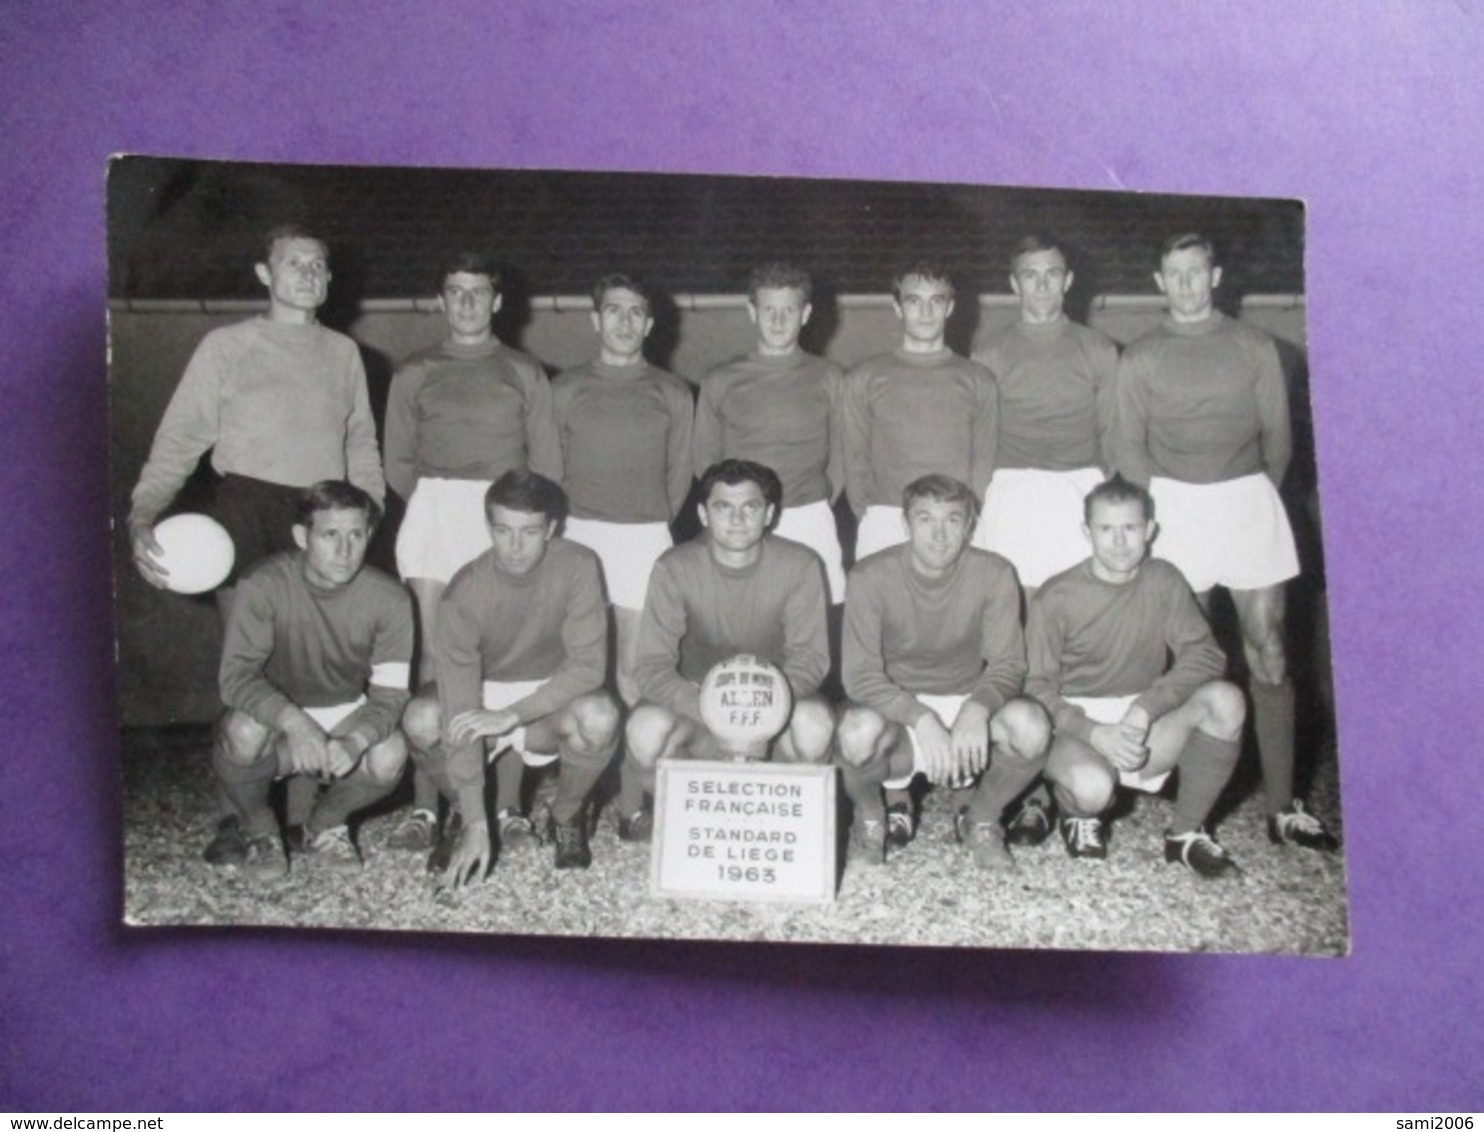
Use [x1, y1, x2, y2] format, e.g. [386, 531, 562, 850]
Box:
[152, 513, 235, 594]
[698, 654, 792, 754]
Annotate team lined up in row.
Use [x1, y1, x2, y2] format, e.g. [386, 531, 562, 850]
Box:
[125, 226, 1337, 887]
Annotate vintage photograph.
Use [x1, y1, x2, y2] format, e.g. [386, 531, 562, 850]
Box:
[111, 156, 1347, 954]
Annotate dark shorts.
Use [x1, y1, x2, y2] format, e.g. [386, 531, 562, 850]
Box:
[209, 474, 302, 584]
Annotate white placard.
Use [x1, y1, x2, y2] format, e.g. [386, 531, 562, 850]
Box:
[651, 760, 836, 904]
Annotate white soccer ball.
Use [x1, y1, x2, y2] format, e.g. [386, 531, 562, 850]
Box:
[152, 513, 235, 594]
[699, 654, 793, 753]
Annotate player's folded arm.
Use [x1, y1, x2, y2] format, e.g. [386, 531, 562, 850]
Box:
[518, 557, 610, 721]
[630, 564, 704, 721]
[344, 351, 385, 505]
[217, 586, 296, 730]
[780, 558, 831, 698]
[1137, 591, 1227, 720]
[380, 363, 425, 502]
[521, 357, 565, 484]
[968, 367, 999, 494]
[1110, 351, 1156, 486]
[335, 680, 411, 756]
[973, 579, 1028, 713]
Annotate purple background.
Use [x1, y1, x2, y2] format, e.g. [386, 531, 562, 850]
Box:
[3, 1, 1479, 1111]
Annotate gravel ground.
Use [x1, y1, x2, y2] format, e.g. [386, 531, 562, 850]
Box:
[121, 725, 1349, 955]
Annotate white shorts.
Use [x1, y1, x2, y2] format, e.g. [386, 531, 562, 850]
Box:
[1150, 473, 1299, 594]
[855, 504, 907, 561]
[564, 517, 672, 611]
[275, 697, 367, 777]
[1067, 693, 1170, 793]
[975, 467, 1104, 587]
[481, 679, 557, 767]
[304, 696, 367, 733]
[774, 498, 846, 602]
[886, 692, 967, 789]
[395, 477, 492, 585]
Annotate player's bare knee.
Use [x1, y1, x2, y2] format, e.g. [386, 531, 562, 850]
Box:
[570, 692, 621, 753]
[401, 693, 443, 752]
[1198, 680, 1247, 741]
[836, 706, 887, 767]
[996, 697, 1052, 762]
[217, 709, 270, 766]
[1047, 738, 1116, 814]
[362, 731, 409, 784]
[1053, 758, 1116, 815]
[787, 698, 835, 764]
[625, 703, 674, 769]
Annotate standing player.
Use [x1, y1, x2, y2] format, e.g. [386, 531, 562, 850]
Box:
[618, 460, 834, 840]
[971, 235, 1117, 589]
[383, 253, 561, 851]
[384, 251, 561, 680]
[969, 235, 1120, 847]
[206, 481, 412, 880]
[127, 227, 384, 618]
[841, 263, 998, 561]
[694, 263, 847, 603]
[401, 472, 618, 884]
[1026, 477, 1247, 877]
[837, 475, 1050, 870]
[1114, 233, 1338, 851]
[552, 274, 694, 706]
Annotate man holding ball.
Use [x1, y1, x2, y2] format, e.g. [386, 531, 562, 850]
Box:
[618, 459, 835, 841]
[127, 226, 384, 618]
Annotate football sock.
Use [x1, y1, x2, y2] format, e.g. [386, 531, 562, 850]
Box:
[842, 747, 884, 818]
[310, 764, 397, 833]
[1171, 729, 1241, 835]
[615, 748, 652, 818]
[841, 750, 890, 821]
[285, 774, 319, 828]
[408, 741, 459, 817]
[552, 736, 616, 825]
[1251, 679, 1296, 815]
[968, 744, 1047, 823]
[212, 737, 278, 839]
[410, 764, 439, 814]
[492, 746, 524, 817]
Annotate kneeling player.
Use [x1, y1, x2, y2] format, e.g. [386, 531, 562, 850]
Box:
[402, 471, 619, 886]
[206, 481, 413, 879]
[838, 474, 1050, 870]
[618, 460, 835, 839]
[1027, 477, 1246, 878]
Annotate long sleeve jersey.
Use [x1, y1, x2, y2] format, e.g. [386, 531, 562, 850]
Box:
[219, 552, 413, 751]
[632, 536, 829, 725]
[550, 360, 695, 522]
[1025, 558, 1226, 744]
[435, 538, 608, 820]
[130, 318, 384, 523]
[971, 316, 1119, 472]
[693, 348, 845, 507]
[840, 347, 998, 515]
[382, 338, 561, 500]
[1113, 311, 1291, 487]
[842, 544, 1026, 727]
